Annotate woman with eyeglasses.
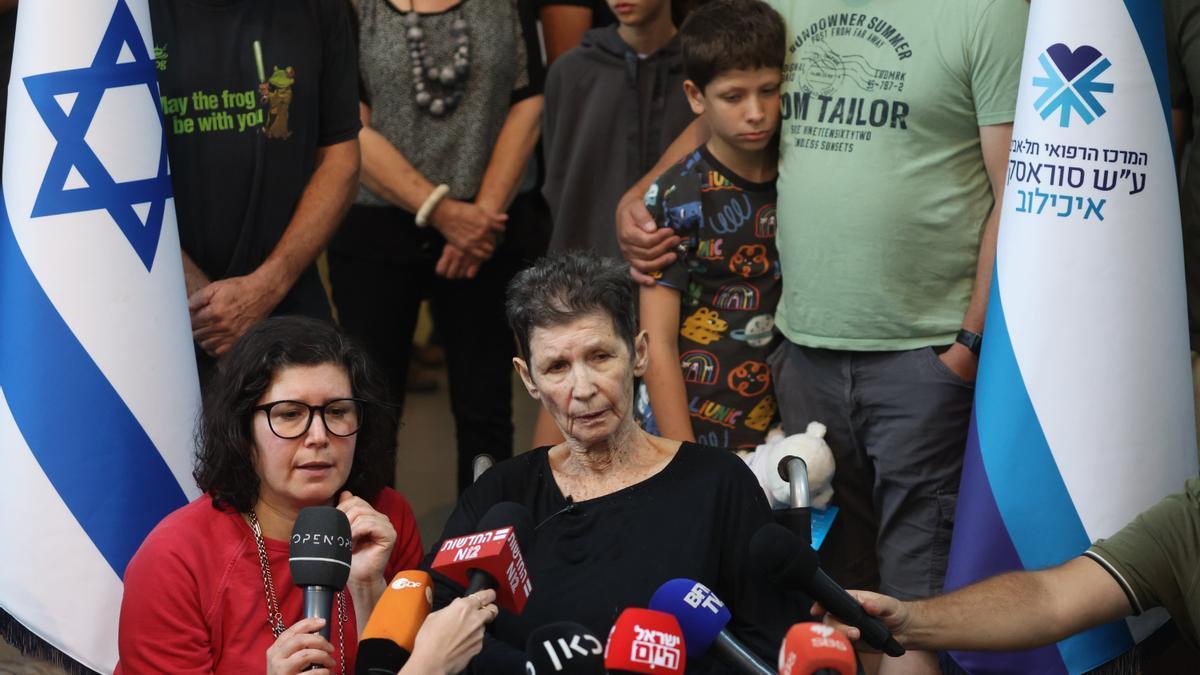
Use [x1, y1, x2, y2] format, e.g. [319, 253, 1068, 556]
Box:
[115, 317, 496, 675]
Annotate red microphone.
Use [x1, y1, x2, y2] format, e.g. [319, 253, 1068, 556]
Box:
[430, 502, 533, 614]
[777, 623, 857, 675]
[604, 608, 687, 674]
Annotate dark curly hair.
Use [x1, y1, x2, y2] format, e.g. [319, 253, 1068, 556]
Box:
[193, 316, 397, 513]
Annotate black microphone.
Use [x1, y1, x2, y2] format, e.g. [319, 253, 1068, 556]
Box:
[748, 524, 903, 657]
[290, 506, 352, 641]
[525, 621, 605, 674]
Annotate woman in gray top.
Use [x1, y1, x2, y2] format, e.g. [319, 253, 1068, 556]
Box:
[328, 0, 544, 492]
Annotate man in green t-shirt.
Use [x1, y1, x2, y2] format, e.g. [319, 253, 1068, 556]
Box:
[617, 2, 1028, 671]
[819, 477, 1200, 662]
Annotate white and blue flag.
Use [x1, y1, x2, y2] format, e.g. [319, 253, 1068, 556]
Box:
[1, 1, 200, 671]
[944, 1, 1198, 673]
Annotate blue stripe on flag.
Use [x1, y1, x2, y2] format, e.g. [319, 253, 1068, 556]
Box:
[0, 193, 188, 579]
[946, 415, 1068, 675]
[1123, 0, 1172, 138]
[972, 279, 1134, 672]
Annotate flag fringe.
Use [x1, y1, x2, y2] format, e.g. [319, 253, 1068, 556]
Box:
[0, 609, 98, 675]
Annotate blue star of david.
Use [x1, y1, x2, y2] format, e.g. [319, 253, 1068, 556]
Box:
[23, 0, 172, 271]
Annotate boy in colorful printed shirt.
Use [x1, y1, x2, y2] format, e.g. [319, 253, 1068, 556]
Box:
[639, 0, 786, 450]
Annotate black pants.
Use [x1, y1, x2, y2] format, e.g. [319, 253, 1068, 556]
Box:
[328, 192, 549, 492]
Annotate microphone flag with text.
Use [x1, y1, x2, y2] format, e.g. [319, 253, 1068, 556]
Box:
[648, 578, 774, 675]
[943, 1, 1198, 673]
[0, 0, 200, 671]
[356, 570, 434, 674]
[777, 623, 857, 675]
[290, 506, 353, 642]
[604, 607, 687, 674]
[524, 621, 605, 674]
[431, 501, 534, 613]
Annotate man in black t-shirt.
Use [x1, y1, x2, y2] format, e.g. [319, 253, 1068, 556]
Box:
[150, 0, 361, 359]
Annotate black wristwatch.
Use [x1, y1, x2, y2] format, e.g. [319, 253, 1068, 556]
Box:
[956, 329, 983, 356]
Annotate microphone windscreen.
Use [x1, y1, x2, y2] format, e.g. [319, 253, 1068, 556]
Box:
[357, 570, 434, 674]
[476, 501, 534, 551]
[604, 608, 686, 674]
[289, 506, 352, 589]
[749, 523, 819, 588]
[778, 623, 857, 675]
[525, 622, 605, 674]
[647, 579, 730, 656]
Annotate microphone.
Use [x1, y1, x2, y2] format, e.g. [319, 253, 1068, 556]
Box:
[289, 506, 352, 641]
[648, 579, 773, 675]
[355, 570, 434, 674]
[604, 608, 686, 674]
[777, 623, 857, 675]
[430, 501, 534, 614]
[524, 622, 604, 674]
[748, 524, 903, 657]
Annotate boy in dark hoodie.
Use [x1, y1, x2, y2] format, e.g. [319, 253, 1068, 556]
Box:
[541, 0, 695, 258]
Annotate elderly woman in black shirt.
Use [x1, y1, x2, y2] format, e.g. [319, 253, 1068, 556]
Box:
[427, 252, 802, 673]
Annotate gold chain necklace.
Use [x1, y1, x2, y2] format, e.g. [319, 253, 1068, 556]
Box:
[248, 510, 348, 675]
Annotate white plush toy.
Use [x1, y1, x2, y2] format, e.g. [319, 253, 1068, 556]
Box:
[740, 421, 836, 509]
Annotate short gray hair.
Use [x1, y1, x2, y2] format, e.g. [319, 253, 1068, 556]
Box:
[506, 252, 639, 362]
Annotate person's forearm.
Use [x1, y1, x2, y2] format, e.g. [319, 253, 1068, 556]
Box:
[644, 339, 695, 442]
[475, 96, 543, 215]
[903, 572, 1064, 651]
[540, 6, 592, 65]
[255, 139, 359, 298]
[348, 576, 387, 635]
[180, 250, 211, 298]
[960, 201, 998, 334]
[359, 125, 437, 213]
[900, 558, 1130, 652]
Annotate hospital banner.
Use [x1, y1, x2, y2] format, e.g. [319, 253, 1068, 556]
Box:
[944, 1, 1199, 673]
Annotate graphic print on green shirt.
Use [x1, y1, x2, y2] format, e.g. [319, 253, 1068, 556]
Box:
[647, 146, 781, 449]
[764, 0, 1028, 351]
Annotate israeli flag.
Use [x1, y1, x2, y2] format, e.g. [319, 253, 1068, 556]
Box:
[944, 1, 1199, 673]
[0, 1, 200, 671]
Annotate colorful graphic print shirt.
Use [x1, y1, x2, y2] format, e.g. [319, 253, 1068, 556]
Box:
[646, 145, 782, 449]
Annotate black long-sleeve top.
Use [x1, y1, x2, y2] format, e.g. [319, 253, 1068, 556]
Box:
[424, 442, 808, 673]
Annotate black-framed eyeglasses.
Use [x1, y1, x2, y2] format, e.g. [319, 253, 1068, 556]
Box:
[253, 398, 365, 439]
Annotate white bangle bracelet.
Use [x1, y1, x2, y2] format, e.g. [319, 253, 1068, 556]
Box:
[415, 184, 451, 228]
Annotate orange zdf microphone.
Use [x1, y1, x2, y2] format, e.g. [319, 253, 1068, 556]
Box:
[777, 623, 857, 675]
[430, 502, 534, 613]
[604, 608, 687, 674]
[355, 571, 434, 675]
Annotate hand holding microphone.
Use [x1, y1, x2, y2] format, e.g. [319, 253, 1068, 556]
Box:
[275, 506, 352, 675]
[810, 591, 911, 654]
[401, 589, 499, 675]
[748, 524, 904, 658]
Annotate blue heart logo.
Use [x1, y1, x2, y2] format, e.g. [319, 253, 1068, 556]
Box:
[1046, 43, 1102, 81]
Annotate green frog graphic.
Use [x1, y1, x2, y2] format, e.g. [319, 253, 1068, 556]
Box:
[259, 66, 294, 140]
